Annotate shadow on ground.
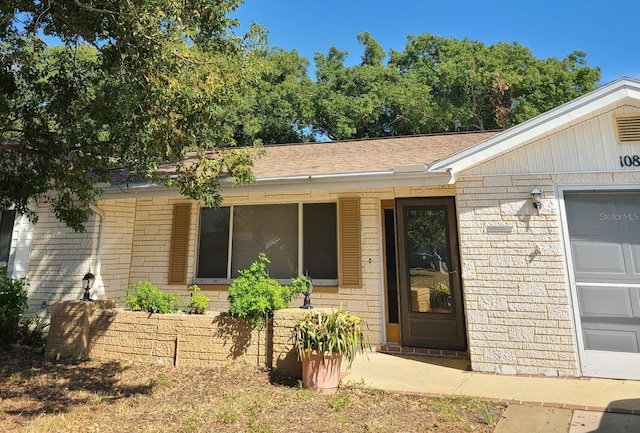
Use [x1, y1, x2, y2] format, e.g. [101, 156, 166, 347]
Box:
[587, 399, 640, 433]
[0, 347, 152, 418]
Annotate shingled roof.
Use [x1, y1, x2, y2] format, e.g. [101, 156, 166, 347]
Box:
[251, 130, 498, 178]
[104, 130, 499, 196]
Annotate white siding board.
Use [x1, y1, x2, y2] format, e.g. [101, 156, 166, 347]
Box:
[573, 126, 588, 171]
[465, 106, 640, 176]
[549, 134, 562, 173]
[596, 116, 610, 169]
[569, 129, 582, 171]
[525, 141, 537, 173]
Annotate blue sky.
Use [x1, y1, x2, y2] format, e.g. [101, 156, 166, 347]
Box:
[232, 0, 639, 85]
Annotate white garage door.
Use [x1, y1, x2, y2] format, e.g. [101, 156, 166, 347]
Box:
[564, 191, 640, 379]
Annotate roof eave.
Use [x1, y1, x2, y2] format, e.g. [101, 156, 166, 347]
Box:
[100, 169, 455, 200]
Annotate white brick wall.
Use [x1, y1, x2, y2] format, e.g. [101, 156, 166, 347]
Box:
[457, 173, 578, 376]
[99, 199, 136, 299]
[27, 206, 100, 313]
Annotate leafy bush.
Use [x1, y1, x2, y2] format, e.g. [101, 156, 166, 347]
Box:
[185, 285, 209, 314]
[124, 281, 179, 313]
[228, 253, 306, 327]
[17, 315, 48, 347]
[0, 276, 28, 347]
[291, 275, 312, 294]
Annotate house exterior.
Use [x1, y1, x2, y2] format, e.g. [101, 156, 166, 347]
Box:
[7, 77, 640, 380]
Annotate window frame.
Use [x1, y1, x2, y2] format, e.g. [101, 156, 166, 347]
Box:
[194, 202, 338, 286]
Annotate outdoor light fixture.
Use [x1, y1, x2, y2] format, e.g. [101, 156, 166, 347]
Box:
[530, 188, 543, 213]
[82, 272, 95, 301]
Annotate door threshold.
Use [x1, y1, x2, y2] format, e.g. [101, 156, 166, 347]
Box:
[379, 344, 469, 360]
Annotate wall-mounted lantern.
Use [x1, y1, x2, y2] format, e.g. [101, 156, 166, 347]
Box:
[531, 188, 543, 213]
[531, 188, 542, 213]
[82, 272, 95, 301]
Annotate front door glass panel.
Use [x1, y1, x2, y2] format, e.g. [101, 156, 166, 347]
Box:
[405, 209, 452, 314]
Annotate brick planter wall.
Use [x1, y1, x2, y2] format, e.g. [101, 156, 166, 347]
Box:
[45, 301, 271, 368]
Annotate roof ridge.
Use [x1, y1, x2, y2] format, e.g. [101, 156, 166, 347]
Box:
[262, 129, 502, 148]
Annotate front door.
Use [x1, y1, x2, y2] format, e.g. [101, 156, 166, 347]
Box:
[396, 197, 466, 350]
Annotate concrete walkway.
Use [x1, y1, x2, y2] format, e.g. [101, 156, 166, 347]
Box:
[342, 352, 640, 432]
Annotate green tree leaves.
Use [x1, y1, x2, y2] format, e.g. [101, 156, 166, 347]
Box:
[1, 1, 260, 231]
[1, 7, 601, 232]
[313, 32, 600, 139]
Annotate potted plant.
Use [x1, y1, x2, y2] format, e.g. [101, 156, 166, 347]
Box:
[293, 306, 368, 394]
[429, 282, 452, 313]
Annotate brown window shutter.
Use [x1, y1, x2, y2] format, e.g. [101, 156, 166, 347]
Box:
[168, 203, 192, 285]
[338, 197, 362, 288]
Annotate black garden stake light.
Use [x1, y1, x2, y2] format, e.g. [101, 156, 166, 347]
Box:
[300, 274, 313, 310]
[82, 272, 95, 301]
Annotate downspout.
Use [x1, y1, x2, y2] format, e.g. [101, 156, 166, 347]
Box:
[89, 204, 105, 299]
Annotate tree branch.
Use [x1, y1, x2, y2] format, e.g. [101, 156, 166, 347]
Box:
[0, 142, 32, 154]
[72, 0, 122, 16]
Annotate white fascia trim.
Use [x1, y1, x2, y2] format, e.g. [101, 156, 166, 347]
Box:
[429, 78, 640, 174]
[101, 169, 455, 199]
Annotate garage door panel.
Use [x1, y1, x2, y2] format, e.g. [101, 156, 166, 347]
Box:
[571, 241, 626, 275]
[565, 191, 640, 379]
[566, 197, 622, 234]
[630, 244, 640, 274]
[631, 288, 640, 317]
[578, 285, 633, 318]
[583, 328, 639, 353]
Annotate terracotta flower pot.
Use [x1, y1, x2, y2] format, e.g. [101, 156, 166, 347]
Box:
[301, 350, 343, 394]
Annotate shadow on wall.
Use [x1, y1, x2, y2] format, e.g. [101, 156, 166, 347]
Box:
[46, 300, 118, 360]
[45, 301, 274, 369]
[24, 211, 102, 316]
[213, 315, 273, 366]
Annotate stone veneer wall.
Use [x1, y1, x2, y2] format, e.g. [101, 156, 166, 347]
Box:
[456, 173, 577, 376]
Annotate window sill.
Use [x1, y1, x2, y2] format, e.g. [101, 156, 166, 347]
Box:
[194, 279, 340, 293]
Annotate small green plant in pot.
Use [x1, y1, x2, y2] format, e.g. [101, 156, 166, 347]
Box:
[429, 282, 452, 312]
[293, 306, 368, 394]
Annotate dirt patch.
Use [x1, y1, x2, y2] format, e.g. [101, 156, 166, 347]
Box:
[1, 348, 505, 432]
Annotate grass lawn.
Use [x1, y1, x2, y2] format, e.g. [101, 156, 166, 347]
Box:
[0, 348, 505, 432]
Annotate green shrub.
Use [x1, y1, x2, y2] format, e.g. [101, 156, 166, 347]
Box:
[185, 285, 209, 314]
[124, 281, 179, 313]
[228, 253, 306, 327]
[17, 315, 48, 347]
[291, 275, 312, 294]
[0, 276, 28, 347]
